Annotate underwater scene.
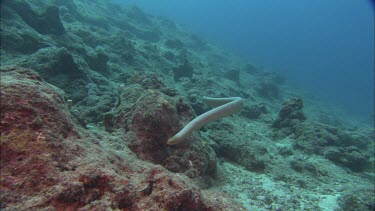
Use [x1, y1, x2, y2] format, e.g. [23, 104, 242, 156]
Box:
[0, 0, 374, 210]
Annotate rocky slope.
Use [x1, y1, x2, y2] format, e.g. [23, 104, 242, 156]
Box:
[1, 0, 374, 210]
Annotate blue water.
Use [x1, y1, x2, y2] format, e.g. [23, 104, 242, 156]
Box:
[117, 0, 374, 122]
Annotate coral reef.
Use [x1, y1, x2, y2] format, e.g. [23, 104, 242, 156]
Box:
[0, 0, 373, 210]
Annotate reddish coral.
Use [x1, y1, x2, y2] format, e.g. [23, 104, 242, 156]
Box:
[0, 67, 81, 209]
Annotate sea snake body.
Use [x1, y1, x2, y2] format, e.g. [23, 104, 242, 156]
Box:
[167, 97, 243, 145]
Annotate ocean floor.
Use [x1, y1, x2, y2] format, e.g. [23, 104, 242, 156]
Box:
[0, 0, 374, 210]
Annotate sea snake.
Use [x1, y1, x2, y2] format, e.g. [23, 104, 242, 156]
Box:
[167, 97, 243, 145]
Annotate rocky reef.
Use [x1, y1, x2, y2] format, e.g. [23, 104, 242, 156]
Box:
[1, 0, 373, 210]
[0, 67, 241, 210]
